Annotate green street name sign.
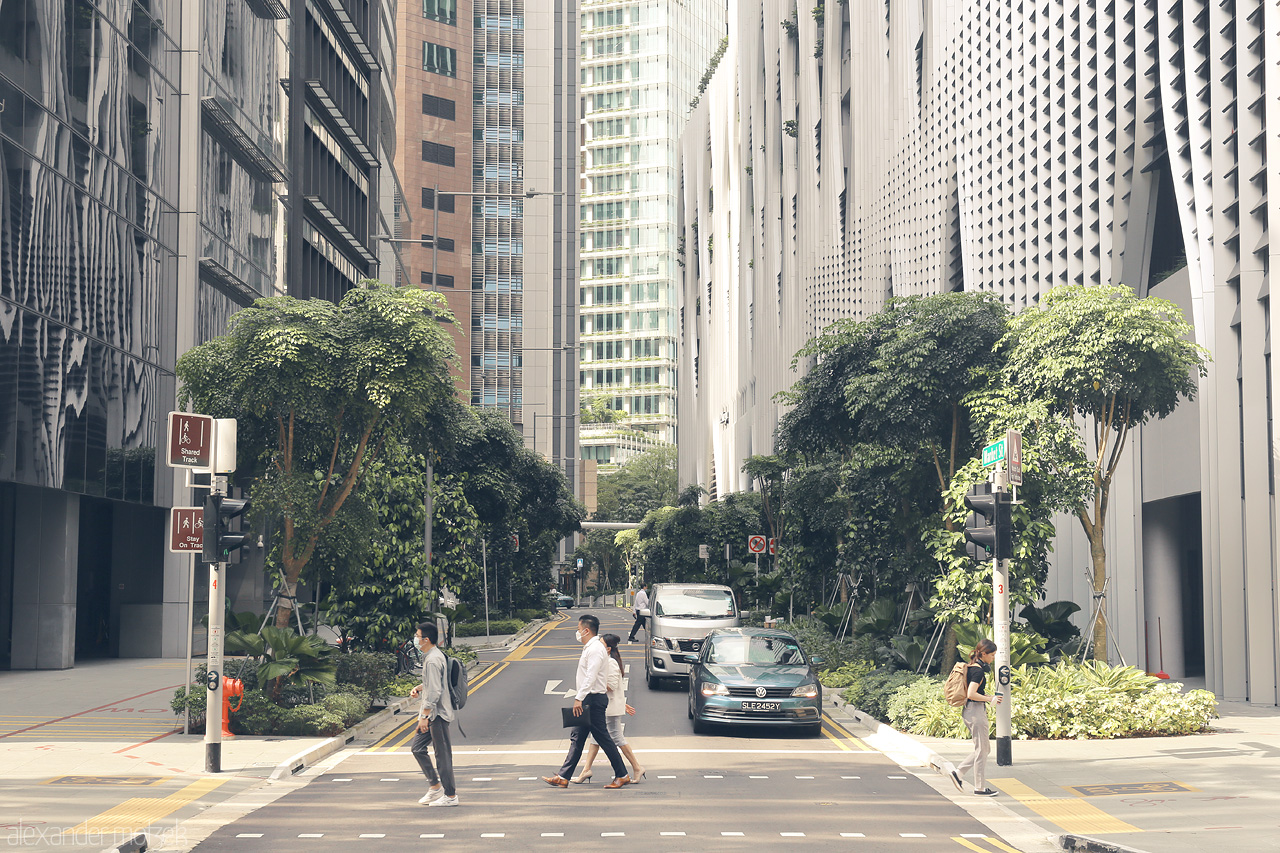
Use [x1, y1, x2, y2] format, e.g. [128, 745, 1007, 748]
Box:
[981, 438, 1006, 467]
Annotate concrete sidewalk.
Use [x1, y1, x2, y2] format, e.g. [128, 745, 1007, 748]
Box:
[826, 694, 1280, 853]
[0, 659, 409, 852]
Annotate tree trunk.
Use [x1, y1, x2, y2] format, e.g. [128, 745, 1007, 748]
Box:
[1088, 528, 1108, 661]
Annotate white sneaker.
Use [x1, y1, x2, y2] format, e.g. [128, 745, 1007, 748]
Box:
[429, 795, 459, 807]
[418, 787, 445, 805]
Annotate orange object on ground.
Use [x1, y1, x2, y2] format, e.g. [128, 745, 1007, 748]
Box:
[221, 677, 244, 738]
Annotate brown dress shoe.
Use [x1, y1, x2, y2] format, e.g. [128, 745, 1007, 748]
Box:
[603, 776, 632, 789]
[542, 775, 568, 788]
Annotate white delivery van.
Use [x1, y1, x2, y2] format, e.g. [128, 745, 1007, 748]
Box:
[641, 583, 741, 689]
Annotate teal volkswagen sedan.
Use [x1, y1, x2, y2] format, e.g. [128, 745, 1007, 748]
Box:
[687, 628, 823, 736]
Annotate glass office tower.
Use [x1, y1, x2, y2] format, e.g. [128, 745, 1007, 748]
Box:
[577, 0, 724, 470]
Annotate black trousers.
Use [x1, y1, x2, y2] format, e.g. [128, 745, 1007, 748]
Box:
[627, 612, 646, 640]
[556, 693, 627, 780]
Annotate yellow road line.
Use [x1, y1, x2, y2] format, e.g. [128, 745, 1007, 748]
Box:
[952, 839, 995, 852]
[981, 837, 1025, 853]
[821, 714, 871, 751]
[65, 777, 228, 836]
[991, 778, 1140, 835]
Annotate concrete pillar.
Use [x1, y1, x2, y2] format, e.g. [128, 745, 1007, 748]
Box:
[1142, 499, 1186, 678]
[10, 488, 80, 669]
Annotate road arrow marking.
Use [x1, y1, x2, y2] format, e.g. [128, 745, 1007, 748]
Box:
[543, 680, 563, 695]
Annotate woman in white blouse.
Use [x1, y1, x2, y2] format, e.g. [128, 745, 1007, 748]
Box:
[573, 634, 645, 783]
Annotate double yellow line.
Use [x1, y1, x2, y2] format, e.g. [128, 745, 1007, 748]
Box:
[366, 617, 565, 752]
[820, 713, 871, 751]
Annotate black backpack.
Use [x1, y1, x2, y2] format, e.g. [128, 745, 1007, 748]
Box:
[446, 655, 469, 710]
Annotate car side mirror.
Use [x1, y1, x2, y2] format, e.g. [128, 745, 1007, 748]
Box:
[810, 656, 824, 666]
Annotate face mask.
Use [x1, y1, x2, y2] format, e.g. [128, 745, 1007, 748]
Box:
[575, 630, 584, 641]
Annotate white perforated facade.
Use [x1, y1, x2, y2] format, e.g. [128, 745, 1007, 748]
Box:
[679, 0, 1280, 704]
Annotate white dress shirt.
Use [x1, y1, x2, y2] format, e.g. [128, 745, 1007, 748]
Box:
[633, 589, 649, 612]
[575, 635, 610, 700]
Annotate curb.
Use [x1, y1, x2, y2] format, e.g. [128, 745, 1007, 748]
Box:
[1058, 835, 1153, 853]
[830, 695, 955, 772]
[98, 832, 147, 853]
[268, 696, 413, 781]
[456, 616, 556, 652]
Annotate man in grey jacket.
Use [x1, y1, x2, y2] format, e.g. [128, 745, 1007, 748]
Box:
[408, 621, 457, 806]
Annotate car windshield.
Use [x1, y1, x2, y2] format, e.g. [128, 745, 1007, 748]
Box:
[705, 635, 805, 666]
[654, 590, 735, 618]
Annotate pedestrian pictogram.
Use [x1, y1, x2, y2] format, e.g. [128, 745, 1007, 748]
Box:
[748, 535, 767, 554]
[167, 413, 214, 469]
[168, 507, 204, 553]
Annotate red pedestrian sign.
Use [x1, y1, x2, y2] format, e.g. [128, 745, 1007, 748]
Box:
[768, 538, 777, 555]
[169, 507, 205, 553]
[748, 535, 767, 554]
[167, 412, 214, 469]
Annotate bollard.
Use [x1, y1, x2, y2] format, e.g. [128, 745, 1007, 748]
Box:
[221, 677, 244, 738]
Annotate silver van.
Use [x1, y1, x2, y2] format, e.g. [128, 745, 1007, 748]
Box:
[640, 583, 741, 689]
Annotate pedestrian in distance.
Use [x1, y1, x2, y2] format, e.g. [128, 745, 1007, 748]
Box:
[627, 584, 649, 643]
[543, 615, 633, 789]
[949, 638, 1002, 797]
[572, 633, 645, 784]
[409, 621, 458, 807]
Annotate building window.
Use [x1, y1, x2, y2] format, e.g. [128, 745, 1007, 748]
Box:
[423, 94, 456, 120]
[424, 42, 457, 77]
[421, 188, 457, 212]
[421, 272, 456, 287]
[424, 0, 457, 24]
[422, 141, 456, 166]
[421, 235, 456, 252]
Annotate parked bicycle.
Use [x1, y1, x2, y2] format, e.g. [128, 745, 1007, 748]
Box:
[395, 637, 423, 676]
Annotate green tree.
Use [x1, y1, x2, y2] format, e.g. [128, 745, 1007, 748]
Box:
[997, 285, 1209, 659]
[176, 284, 459, 628]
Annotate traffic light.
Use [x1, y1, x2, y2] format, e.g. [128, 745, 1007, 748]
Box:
[963, 483, 1013, 562]
[203, 494, 250, 563]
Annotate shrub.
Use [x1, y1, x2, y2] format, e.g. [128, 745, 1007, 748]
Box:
[775, 617, 870, 671]
[454, 619, 525, 637]
[276, 705, 346, 737]
[514, 608, 551, 621]
[230, 691, 281, 736]
[445, 644, 477, 665]
[384, 674, 421, 697]
[171, 686, 207, 732]
[321, 691, 372, 728]
[819, 660, 875, 689]
[878, 660, 1220, 739]
[842, 669, 923, 720]
[885, 676, 968, 738]
[336, 652, 397, 697]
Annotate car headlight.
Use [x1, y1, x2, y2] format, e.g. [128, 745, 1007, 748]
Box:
[651, 637, 672, 650]
[701, 682, 729, 696]
[791, 683, 819, 699]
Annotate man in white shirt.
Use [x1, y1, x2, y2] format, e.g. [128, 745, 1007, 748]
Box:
[627, 584, 649, 643]
[543, 614, 631, 789]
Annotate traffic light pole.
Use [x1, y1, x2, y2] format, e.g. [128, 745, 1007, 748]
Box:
[992, 467, 1013, 766]
[205, 474, 227, 773]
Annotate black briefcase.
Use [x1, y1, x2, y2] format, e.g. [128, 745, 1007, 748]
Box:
[561, 705, 592, 728]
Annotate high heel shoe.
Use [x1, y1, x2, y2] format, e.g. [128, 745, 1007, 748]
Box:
[571, 772, 593, 784]
[629, 767, 646, 783]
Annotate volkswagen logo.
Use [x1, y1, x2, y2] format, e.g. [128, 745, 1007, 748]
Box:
[755, 686, 767, 698]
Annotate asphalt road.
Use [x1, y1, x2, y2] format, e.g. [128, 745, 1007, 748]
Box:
[191, 609, 1024, 852]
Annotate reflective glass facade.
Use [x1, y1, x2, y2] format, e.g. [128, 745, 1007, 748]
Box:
[577, 0, 723, 468]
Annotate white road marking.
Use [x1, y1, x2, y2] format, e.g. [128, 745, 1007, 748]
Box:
[658, 775, 677, 779]
[359, 834, 385, 838]
[333, 778, 352, 782]
[795, 775, 814, 779]
[962, 834, 988, 838]
[888, 775, 907, 779]
[543, 680, 564, 695]
[780, 832, 806, 837]
[704, 775, 723, 779]
[297, 834, 324, 838]
[541, 833, 564, 837]
[420, 834, 444, 839]
[481, 833, 505, 838]
[472, 777, 492, 781]
[722, 831, 745, 836]
[602, 832, 625, 837]
[379, 778, 399, 781]
[749, 775, 769, 779]
[235, 834, 263, 838]
[840, 833, 866, 838]
[519, 776, 538, 780]
[900, 833, 926, 837]
[661, 832, 687, 836]
[841, 776, 861, 779]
